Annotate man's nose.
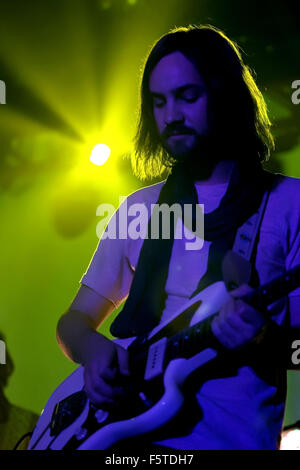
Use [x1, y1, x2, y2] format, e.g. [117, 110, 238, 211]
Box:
[164, 101, 184, 125]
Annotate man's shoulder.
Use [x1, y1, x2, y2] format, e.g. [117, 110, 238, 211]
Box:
[126, 180, 165, 206]
[269, 172, 300, 205]
[272, 173, 300, 197]
[271, 172, 300, 190]
[266, 173, 300, 239]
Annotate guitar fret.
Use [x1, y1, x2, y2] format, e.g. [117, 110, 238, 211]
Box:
[243, 265, 300, 311]
[165, 316, 215, 361]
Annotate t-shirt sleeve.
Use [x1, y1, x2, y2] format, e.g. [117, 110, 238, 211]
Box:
[285, 178, 300, 326]
[80, 201, 134, 309]
[286, 217, 300, 327]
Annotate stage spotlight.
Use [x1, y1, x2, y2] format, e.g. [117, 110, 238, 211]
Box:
[90, 144, 111, 166]
[280, 421, 300, 450]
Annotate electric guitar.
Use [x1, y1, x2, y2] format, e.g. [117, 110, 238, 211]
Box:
[28, 265, 300, 450]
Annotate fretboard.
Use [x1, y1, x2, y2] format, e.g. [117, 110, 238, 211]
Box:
[128, 264, 300, 376]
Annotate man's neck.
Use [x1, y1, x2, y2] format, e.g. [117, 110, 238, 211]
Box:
[192, 160, 236, 186]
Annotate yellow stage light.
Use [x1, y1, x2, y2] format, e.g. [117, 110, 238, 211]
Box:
[90, 143, 111, 166]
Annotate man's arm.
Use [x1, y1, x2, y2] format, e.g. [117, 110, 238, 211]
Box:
[56, 285, 130, 407]
[56, 285, 115, 364]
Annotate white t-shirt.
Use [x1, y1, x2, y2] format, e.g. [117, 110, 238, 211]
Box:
[80, 174, 300, 449]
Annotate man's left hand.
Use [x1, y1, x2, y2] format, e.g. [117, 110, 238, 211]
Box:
[211, 284, 266, 350]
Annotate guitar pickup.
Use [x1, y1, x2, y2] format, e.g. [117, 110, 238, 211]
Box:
[144, 337, 167, 381]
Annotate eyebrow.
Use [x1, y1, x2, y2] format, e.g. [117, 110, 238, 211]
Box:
[149, 84, 205, 97]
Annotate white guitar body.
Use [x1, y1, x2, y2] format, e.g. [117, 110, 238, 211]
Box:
[29, 281, 230, 450]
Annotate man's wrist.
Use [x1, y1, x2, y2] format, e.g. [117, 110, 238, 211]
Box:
[79, 329, 109, 366]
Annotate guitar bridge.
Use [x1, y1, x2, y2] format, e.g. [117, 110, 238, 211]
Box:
[144, 337, 167, 381]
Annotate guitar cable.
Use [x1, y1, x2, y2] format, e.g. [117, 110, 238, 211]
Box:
[26, 423, 51, 450]
[13, 431, 33, 450]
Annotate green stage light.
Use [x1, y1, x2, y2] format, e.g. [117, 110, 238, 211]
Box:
[90, 143, 111, 166]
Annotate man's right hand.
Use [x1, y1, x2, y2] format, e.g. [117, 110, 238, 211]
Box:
[56, 289, 131, 409]
[82, 333, 130, 409]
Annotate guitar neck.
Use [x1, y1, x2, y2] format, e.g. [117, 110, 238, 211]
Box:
[240, 264, 300, 313]
[129, 264, 300, 374]
[166, 264, 300, 361]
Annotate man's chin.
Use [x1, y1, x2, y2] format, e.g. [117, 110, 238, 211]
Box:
[165, 143, 220, 180]
[163, 134, 212, 159]
[164, 142, 196, 161]
[166, 143, 202, 163]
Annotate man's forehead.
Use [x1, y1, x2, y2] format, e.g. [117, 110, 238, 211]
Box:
[149, 51, 205, 93]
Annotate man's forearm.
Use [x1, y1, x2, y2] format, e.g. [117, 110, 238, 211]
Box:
[56, 309, 107, 365]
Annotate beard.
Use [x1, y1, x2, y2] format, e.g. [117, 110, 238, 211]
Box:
[160, 132, 220, 180]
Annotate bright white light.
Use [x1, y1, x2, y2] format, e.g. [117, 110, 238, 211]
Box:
[90, 144, 111, 166]
[280, 429, 300, 450]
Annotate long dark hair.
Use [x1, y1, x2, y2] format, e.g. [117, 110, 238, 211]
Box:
[132, 24, 275, 180]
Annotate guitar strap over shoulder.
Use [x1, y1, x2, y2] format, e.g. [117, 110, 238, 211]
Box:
[110, 165, 275, 338]
[222, 188, 271, 291]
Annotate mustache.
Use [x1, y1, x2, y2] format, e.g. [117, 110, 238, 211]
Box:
[162, 125, 196, 139]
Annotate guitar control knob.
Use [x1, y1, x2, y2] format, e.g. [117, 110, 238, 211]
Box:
[94, 409, 109, 424]
[75, 427, 88, 441]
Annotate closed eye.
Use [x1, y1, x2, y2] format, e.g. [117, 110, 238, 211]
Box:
[180, 91, 203, 103]
[182, 96, 198, 103]
[153, 98, 165, 108]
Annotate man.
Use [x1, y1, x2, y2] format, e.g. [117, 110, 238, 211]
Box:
[57, 25, 300, 450]
[0, 332, 39, 449]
